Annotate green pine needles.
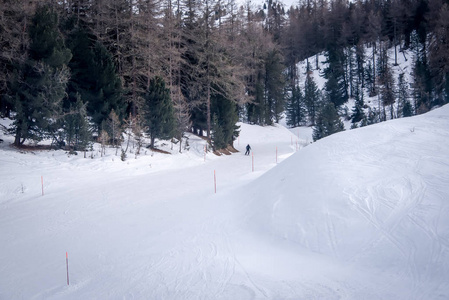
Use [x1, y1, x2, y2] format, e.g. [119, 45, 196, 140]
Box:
[312, 102, 345, 142]
[144, 76, 175, 149]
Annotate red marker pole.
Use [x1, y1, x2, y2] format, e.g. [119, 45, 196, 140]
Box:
[66, 252, 69, 285]
[41, 176, 44, 196]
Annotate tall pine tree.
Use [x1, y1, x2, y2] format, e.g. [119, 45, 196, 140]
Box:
[286, 85, 306, 127]
[304, 74, 321, 125]
[143, 76, 175, 149]
[9, 5, 72, 146]
[211, 88, 239, 150]
[323, 48, 348, 108]
[312, 102, 345, 141]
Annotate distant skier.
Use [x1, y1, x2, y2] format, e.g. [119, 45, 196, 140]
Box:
[245, 144, 251, 155]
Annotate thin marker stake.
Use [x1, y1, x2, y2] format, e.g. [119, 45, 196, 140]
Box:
[214, 170, 216, 193]
[252, 152, 254, 172]
[41, 176, 44, 196]
[66, 252, 69, 285]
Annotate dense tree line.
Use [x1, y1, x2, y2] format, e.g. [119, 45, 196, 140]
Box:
[0, 0, 285, 151]
[282, 0, 449, 140]
[1, 0, 449, 149]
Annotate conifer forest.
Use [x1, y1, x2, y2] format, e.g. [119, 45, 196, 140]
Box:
[1, 0, 448, 150]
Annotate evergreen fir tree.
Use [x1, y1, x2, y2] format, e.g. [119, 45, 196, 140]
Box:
[312, 102, 345, 141]
[351, 93, 365, 123]
[247, 78, 264, 125]
[402, 100, 414, 117]
[64, 94, 91, 150]
[211, 89, 240, 150]
[351, 71, 365, 123]
[66, 26, 124, 131]
[355, 43, 365, 97]
[361, 107, 381, 127]
[428, 3, 449, 107]
[265, 48, 286, 124]
[411, 31, 432, 114]
[323, 48, 348, 107]
[9, 5, 72, 146]
[286, 86, 305, 127]
[87, 41, 124, 129]
[378, 44, 396, 120]
[397, 73, 413, 117]
[365, 61, 376, 97]
[65, 25, 94, 109]
[143, 76, 175, 148]
[304, 75, 321, 125]
[106, 109, 122, 148]
[211, 114, 226, 150]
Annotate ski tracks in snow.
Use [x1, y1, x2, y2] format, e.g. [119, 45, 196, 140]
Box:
[324, 207, 340, 259]
[346, 172, 448, 297]
[136, 218, 261, 300]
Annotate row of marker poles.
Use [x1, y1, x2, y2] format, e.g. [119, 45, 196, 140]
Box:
[213, 138, 301, 192]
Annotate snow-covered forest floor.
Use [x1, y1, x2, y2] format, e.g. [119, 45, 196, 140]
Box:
[1, 102, 449, 299]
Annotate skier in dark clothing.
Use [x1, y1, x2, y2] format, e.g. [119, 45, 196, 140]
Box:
[245, 144, 251, 155]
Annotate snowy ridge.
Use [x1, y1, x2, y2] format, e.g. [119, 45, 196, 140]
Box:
[1, 106, 449, 299]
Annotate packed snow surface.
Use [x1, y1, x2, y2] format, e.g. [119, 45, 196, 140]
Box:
[1, 106, 449, 299]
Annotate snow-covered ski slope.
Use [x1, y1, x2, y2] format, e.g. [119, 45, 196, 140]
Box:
[1, 105, 449, 299]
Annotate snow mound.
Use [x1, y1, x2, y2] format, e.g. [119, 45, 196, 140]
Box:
[237, 105, 449, 298]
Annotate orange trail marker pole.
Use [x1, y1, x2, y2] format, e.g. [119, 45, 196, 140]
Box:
[214, 170, 216, 193]
[41, 176, 44, 196]
[66, 252, 69, 285]
[252, 152, 254, 172]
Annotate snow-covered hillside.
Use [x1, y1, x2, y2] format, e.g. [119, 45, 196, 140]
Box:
[1, 105, 449, 299]
[296, 46, 414, 130]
